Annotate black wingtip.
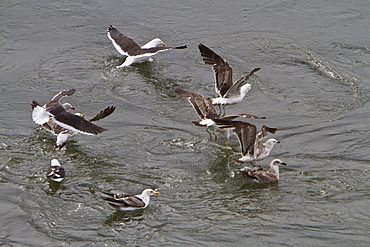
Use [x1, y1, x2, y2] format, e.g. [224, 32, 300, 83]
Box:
[263, 126, 278, 134]
[107, 25, 115, 32]
[192, 121, 203, 127]
[31, 100, 40, 109]
[65, 89, 76, 96]
[175, 45, 189, 49]
[198, 43, 207, 49]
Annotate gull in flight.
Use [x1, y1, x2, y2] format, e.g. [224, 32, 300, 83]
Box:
[31, 89, 113, 149]
[198, 43, 260, 106]
[107, 25, 188, 68]
[175, 88, 265, 144]
[215, 120, 279, 162]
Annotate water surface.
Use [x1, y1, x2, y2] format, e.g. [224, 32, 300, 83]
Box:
[1, 0, 370, 246]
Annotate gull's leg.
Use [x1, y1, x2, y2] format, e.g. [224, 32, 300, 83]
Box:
[206, 128, 213, 141]
[222, 105, 226, 117]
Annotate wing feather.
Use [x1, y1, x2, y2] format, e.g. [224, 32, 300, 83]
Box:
[198, 44, 233, 96]
[223, 68, 260, 98]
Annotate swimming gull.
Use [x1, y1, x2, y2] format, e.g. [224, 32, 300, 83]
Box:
[175, 88, 265, 144]
[239, 159, 287, 183]
[32, 100, 115, 149]
[215, 120, 279, 162]
[102, 188, 160, 211]
[31, 89, 111, 149]
[46, 159, 65, 182]
[107, 25, 188, 68]
[198, 43, 260, 105]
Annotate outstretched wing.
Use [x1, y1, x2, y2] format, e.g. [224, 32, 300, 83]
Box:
[221, 113, 266, 121]
[256, 125, 278, 141]
[224, 68, 260, 98]
[53, 111, 107, 135]
[88, 106, 116, 122]
[198, 43, 233, 97]
[231, 121, 257, 156]
[130, 45, 188, 57]
[50, 89, 76, 103]
[107, 25, 142, 56]
[108, 25, 188, 57]
[175, 89, 218, 120]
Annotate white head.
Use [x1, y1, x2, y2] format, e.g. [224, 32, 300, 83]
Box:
[269, 159, 287, 178]
[141, 38, 166, 49]
[264, 138, 280, 149]
[142, 188, 160, 198]
[151, 38, 166, 47]
[62, 103, 75, 111]
[51, 159, 61, 167]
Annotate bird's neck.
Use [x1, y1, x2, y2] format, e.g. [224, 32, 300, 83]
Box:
[270, 164, 279, 178]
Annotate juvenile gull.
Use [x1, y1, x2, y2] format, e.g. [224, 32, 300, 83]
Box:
[102, 189, 160, 211]
[215, 120, 279, 162]
[239, 159, 287, 183]
[175, 88, 265, 144]
[198, 43, 260, 105]
[107, 25, 188, 68]
[31, 89, 111, 149]
[46, 159, 65, 182]
[32, 100, 115, 149]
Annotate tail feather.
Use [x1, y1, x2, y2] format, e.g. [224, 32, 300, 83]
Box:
[32, 105, 50, 125]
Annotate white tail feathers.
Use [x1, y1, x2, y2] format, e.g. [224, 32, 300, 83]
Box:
[32, 106, 50, 125]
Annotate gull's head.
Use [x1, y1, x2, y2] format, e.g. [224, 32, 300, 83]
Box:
[265, 138, 280, 148]
[143, 188, 160, 197]
[62, 103, 75, 111]
[271, 159, 287, 167]
[269, 159, 287, 177]
[51, 159, 61, 167]
[75, 113, 84, 117]
[151, 38, 166, 47]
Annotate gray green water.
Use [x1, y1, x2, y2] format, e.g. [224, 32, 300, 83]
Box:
[1, 0, 370, 246]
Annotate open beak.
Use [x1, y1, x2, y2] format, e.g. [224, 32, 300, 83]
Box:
[154, 190, 161, 197]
